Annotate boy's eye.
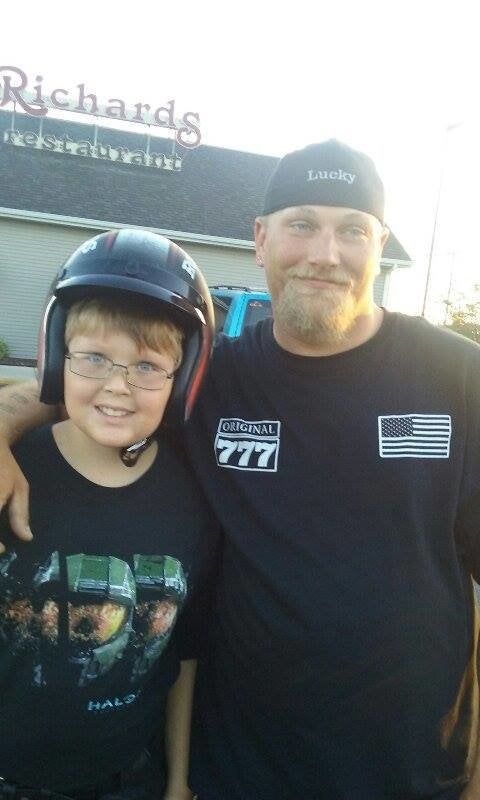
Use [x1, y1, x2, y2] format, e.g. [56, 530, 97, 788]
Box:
[85, 353, 107, 365]
[135, 361, 159, 374]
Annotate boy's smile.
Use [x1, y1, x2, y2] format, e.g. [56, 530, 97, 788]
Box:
[96, 406, 132, 418]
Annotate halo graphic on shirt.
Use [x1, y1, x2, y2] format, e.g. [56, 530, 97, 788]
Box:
[0, 551, 186, 689]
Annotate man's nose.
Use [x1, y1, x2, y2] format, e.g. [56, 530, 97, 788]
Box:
[307, 231, 341, 266]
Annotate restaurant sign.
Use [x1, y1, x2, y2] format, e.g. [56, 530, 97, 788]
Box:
[0, 65, 201, 149]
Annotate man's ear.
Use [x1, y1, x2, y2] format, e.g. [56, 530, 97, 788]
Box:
[254, 216, 268, 266]
[380, 225, 390, 252]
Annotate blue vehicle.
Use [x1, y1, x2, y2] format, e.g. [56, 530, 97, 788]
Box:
[210, 286, 272, 337]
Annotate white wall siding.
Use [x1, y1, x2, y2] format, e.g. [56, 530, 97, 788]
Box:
[1, 218, 100, 358]
[374, 269, 388, 306]
[173, 240, 262, 289]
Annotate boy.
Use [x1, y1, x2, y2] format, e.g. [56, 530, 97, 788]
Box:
[0, 229, 216, 799]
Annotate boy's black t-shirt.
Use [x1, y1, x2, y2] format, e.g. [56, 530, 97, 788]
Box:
[0, 426, 217, 791]
[187, 312, 480, 800]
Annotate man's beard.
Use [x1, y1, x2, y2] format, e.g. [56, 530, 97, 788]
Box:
[275, 269, 359, 346]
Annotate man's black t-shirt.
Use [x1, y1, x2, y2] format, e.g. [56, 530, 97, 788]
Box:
[0, 426, 217, 791]
[187, 312, 480, 800]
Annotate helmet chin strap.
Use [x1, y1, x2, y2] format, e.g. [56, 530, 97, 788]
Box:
[120, 437, 154, 467]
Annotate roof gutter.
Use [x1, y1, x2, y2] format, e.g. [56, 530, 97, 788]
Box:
[380, 257, 412, 269]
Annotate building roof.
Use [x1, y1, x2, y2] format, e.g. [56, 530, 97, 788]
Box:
[0, 109, 411, 262]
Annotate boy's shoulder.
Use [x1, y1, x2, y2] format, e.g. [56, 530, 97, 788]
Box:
[13, 424, 57, 476]
[156, 429, 206, 491]
[14, 423, 53, 453]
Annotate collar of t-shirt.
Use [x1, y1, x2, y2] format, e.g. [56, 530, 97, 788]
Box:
[261, 309, 397, 379]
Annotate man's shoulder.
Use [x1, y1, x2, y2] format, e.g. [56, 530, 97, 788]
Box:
[192, 322, 268, 424]
[391, 311, 480, 363]
[211, 320, 267, 365]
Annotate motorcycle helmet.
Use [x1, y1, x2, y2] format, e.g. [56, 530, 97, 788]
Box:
[37, 229, 214, 427]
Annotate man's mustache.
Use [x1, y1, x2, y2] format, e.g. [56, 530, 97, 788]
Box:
[286, 268, 351, 286]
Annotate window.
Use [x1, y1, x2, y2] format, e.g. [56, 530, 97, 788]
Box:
[243, 299, 272, 328]
[212, 296, 232, 334]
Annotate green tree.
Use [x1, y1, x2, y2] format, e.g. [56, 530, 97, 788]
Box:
[0, 338, 9, 359]
[443, 287, 480, 344]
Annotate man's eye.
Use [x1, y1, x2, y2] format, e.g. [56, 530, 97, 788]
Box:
[341, 226, 368, 238]
[290, 221, 313, 232]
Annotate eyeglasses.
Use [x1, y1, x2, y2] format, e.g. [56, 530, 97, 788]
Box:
[65, 352, 174, 391]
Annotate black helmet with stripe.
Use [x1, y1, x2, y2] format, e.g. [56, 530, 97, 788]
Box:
[38, 229, 214, 426]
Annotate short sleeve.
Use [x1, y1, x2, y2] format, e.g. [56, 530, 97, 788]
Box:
[456, 489, 480, 581]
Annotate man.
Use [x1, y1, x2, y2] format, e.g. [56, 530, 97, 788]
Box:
[1, 140, 480, 800]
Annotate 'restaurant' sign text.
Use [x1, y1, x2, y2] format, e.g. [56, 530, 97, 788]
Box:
[3, 130, 182, 172]
[3, 129, 182, 171]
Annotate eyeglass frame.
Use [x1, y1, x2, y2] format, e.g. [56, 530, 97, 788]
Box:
[65, 351, 174, 391]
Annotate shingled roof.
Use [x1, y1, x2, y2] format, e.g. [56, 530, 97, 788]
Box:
[0, 109, 410, 261]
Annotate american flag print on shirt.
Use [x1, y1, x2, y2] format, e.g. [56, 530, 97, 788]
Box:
[378, 414, 452, 458]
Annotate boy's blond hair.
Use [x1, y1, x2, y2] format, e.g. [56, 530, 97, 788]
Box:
[65, 296, 183, 367]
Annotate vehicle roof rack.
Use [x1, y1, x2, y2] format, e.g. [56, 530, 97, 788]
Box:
[210, 285, 266, 292]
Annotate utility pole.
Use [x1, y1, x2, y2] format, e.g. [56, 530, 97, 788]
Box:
[421, 122, 463, 318]
[442, 251, 456, 326]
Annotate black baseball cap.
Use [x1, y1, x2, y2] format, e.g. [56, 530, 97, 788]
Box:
[262, 139, 384, 223]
